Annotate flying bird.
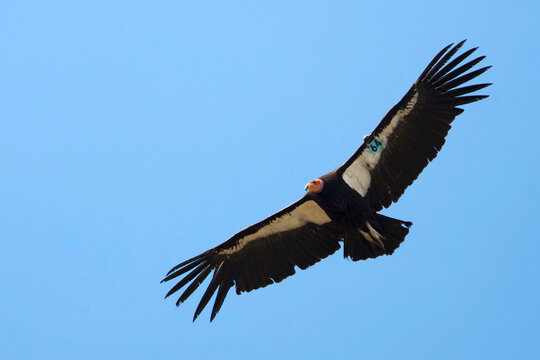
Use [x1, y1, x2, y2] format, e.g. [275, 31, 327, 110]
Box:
[162, 40, 491, 321]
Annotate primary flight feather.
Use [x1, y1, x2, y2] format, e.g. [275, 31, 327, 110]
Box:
[162, 40, 491, 321]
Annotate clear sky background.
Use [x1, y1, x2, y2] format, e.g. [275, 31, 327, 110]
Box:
[1, 1, 539, 359]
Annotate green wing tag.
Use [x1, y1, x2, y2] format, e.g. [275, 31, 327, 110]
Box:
[368, 138, 383, 154]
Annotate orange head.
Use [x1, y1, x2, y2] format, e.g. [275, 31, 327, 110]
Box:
[305, 178, 324, 193]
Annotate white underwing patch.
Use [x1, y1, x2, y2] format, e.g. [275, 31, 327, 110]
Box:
[219, 200, 331, 255]
[343, 92, 419, 196]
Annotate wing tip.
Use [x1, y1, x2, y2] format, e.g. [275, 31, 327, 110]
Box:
[420, 40, 491, 86]
[417, 43, 452, 81]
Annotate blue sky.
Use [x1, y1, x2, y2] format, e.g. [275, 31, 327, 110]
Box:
[1, 1, 539, 359]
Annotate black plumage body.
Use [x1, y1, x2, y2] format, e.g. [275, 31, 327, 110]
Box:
[313, 171, 376, 232]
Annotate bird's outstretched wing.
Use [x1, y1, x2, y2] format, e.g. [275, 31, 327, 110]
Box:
[338, 40, 491, 210]
[161, 195, 342, 321]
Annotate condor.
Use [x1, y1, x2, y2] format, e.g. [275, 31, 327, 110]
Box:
[162, 40, 491, 321]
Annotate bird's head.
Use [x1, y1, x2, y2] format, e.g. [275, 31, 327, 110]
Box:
[305, 178, 324, 193]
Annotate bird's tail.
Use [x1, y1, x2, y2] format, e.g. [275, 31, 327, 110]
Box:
[343, 214, 412, 261]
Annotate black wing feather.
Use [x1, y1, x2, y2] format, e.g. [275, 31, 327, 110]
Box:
[192, 262, 224, 321]
[177, 264, 213, 305]
[431, 47, 478, 82]
[162, 197, 342, 321]
[211, 279, 234, 321]
[340, 40, 491, 211]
